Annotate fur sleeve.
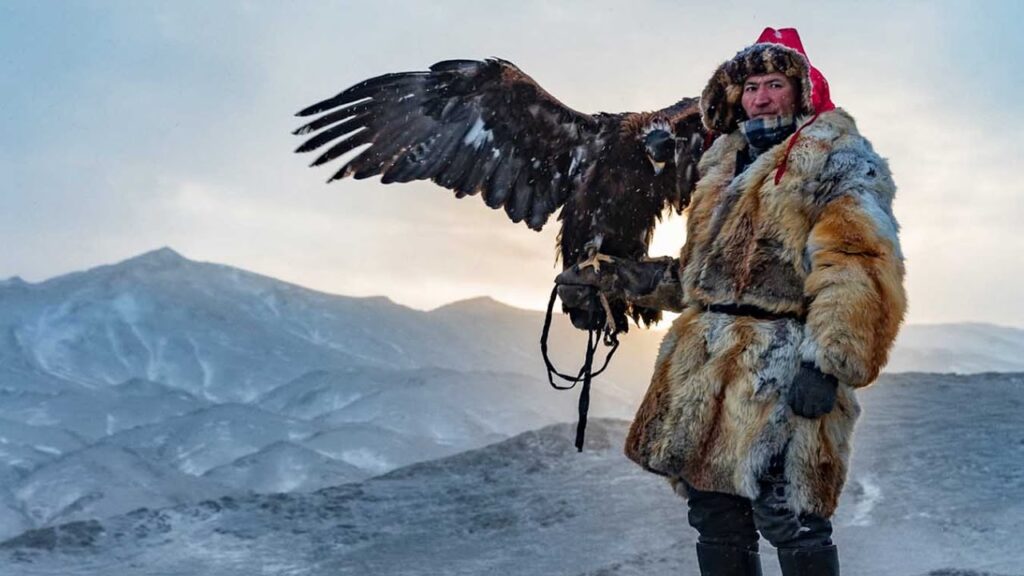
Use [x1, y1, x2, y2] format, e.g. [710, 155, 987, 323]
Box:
[798, 147, 907, 387]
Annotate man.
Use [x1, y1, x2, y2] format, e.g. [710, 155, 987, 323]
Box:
[620, 28, 907, 575]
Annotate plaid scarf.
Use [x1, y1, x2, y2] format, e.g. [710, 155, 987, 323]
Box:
[739, 115, 797, 156]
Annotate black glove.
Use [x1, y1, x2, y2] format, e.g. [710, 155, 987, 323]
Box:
[615, 258, 684, 312]
[613, 258, 672, 297]
[787, 362, 838, 419]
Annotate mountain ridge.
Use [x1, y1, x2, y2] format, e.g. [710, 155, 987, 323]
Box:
[12, 245, 1024, 336]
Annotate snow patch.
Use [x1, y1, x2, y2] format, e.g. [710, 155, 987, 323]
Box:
[111, 293, 141, 323]
[177, 442, 212, 475]
[340, 449, 391, 474]
[848, 474, 882, 526]
[33, 445, 62, 456]
[187, 336, 214, 399]
[261, 293, 280, 318]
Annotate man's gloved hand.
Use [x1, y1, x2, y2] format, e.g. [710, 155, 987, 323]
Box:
[556, 263, 617, 293]
[554, 256, 683, 313]
[614, 258, 672, 297]
[615, 257, 684, 312]
[787, 362, 839, 419]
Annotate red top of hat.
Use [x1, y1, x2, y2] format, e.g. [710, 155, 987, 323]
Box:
[756, 27, 835, 114]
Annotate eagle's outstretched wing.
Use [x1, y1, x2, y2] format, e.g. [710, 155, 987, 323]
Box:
[295, 58, 603, 231]
[294, 58, 706, 330]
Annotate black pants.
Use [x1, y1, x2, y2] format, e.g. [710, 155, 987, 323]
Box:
[685, 453, 833, 551]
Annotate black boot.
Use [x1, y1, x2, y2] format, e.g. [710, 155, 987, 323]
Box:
[777, 544, 839, 576]
[696, 542, 763, 576]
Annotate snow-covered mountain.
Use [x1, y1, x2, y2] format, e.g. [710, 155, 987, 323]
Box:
[0, 378, 210, 440]
[299, 423, 458, 475]
[303, 366, 615, 438]
[1, 247, 1023, 561]
[5, 371, 1024, 576]
[202, 441, 368, 493]
[887, 323, 1024, 373]
[0, 489, 29, 544]
[1, 248, 402, 402]
[0, 419, 87, 481]
[0, 247, 659, 402]
[0, 248, 649, 539]
[12, 444, 229, 529]
[99, 403, 319, 476]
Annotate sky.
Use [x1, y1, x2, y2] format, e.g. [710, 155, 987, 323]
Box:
[1, 0, 1022, 327]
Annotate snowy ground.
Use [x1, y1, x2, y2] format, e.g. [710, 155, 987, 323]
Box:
[3, 380, 1024, 576]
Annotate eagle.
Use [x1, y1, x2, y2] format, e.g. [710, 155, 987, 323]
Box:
[294, 58, 705, 332]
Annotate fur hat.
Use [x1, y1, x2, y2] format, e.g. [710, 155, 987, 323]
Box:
[700, 28, 829, 133]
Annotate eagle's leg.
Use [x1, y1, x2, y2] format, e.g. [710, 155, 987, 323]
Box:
[578, 252, 614, 272]
[577, 236, 614, 273]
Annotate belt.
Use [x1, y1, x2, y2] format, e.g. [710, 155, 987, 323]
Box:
[707, 303, 804, 322]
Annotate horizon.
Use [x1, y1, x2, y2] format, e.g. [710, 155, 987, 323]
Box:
[8, 244, 1024, 332]
[3, 1, 1022, 326]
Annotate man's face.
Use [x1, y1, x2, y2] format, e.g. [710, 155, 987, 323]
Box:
[741, 72, 796, 120]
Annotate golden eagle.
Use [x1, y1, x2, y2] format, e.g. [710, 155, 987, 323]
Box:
[294, 58, 705, 331]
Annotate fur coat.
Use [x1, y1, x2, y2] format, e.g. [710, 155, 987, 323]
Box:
[624, 108, 906, 518]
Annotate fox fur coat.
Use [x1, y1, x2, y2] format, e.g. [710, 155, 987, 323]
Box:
[624, 108, 907, 518]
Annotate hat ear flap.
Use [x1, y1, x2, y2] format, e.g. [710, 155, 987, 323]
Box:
[725, 83, 743, 106]
[700, 68, 733, 132]
[725, 83, 744, 126]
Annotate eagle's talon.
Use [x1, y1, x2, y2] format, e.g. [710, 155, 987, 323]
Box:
[577, 252, 614, 273]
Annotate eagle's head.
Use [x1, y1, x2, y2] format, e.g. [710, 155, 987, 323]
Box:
[643, 129, 674, 175]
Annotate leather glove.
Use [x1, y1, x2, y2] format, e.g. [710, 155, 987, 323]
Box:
[555, 257, 683, 313]
[787, 362, 838, 419]
[614, 258, 673, 297]
[615, 258, 684, 312]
